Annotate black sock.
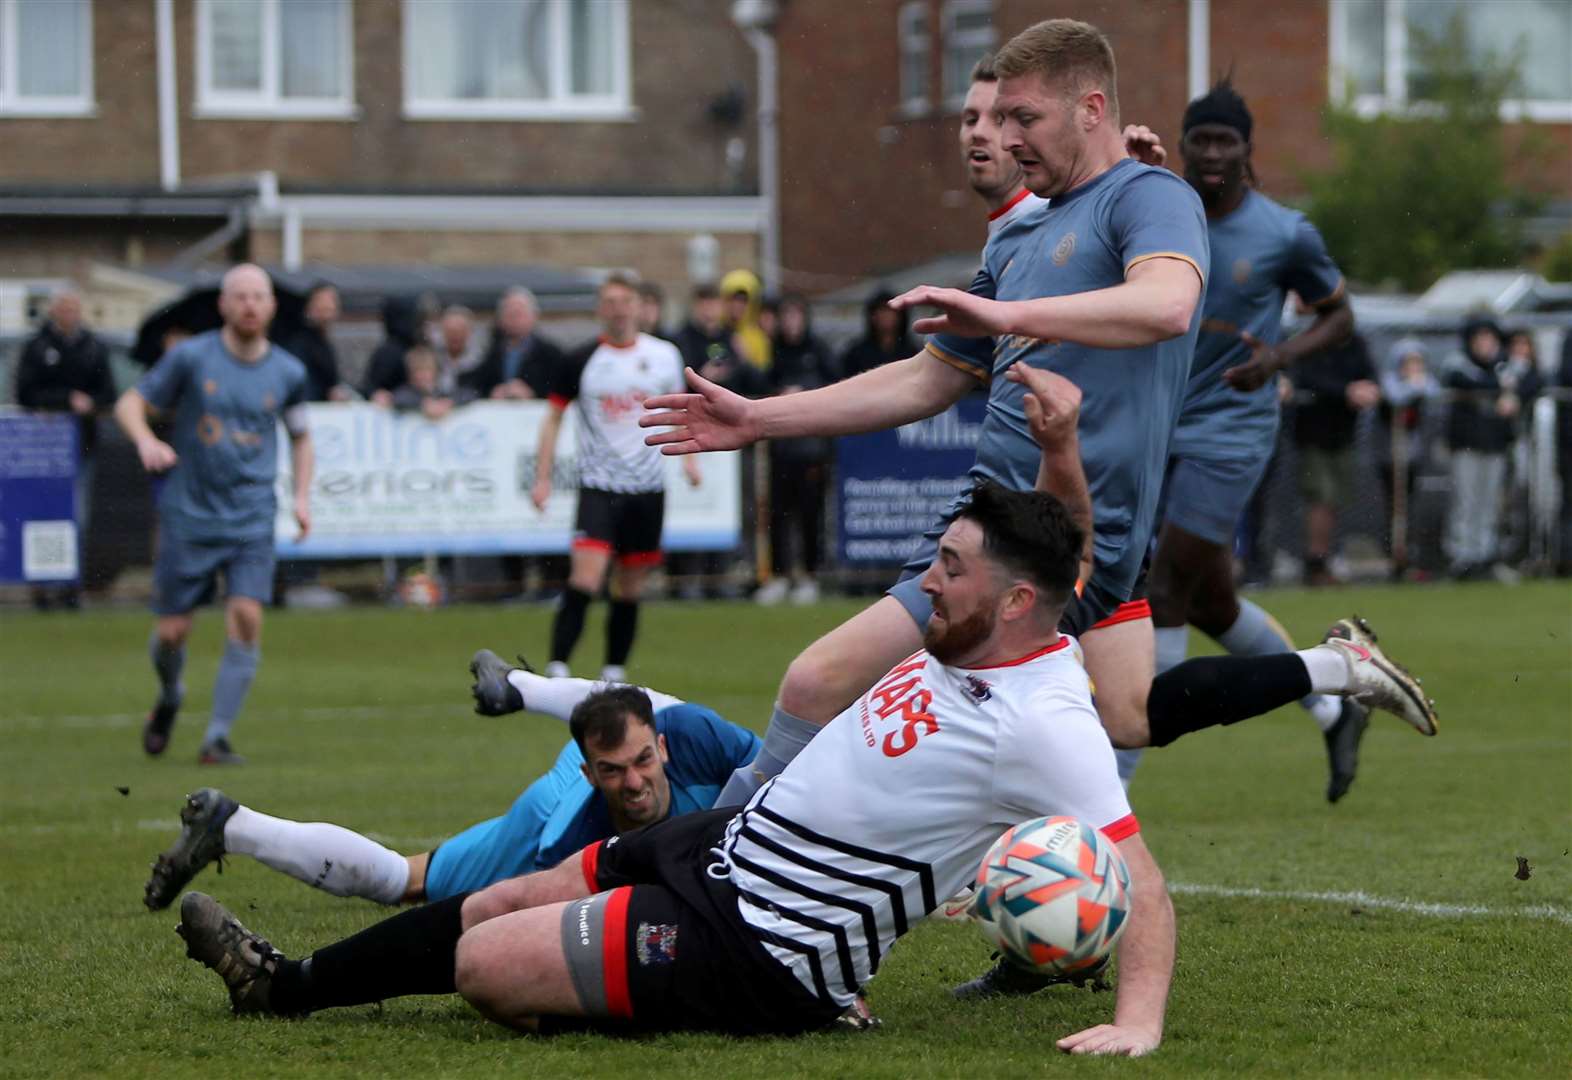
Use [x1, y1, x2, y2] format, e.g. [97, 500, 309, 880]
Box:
[1146, 654, 1312, 748]
[606, 600, 639, 667]
[550, 587, 592, 665]
[269, 892, 471, 1015]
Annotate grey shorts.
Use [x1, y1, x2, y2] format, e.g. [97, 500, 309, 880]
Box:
[153, 530, 275, 615]
[1159, 450, 1273, 546]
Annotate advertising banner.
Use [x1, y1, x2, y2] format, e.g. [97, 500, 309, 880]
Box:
[0, 413, 79, 584]
[275, 402, 740, 557]
[835, 396, 986, 567]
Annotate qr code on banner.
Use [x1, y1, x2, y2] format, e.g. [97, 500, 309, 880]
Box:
[23, 520, 78, 581]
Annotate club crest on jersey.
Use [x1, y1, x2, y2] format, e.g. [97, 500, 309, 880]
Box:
[1232, 257, 1252, 285]
[1051, 232, 1077, 266]
[635, 922, 678, 966]
[964, 675, 992, 703]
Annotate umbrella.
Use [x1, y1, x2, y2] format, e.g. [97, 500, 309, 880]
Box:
[131, 278, 307, 367]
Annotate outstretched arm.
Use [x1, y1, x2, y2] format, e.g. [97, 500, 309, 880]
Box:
[893, 257, 1202, 350]
[640, 353, 976, 455]
[1057, 832, 1174, 1057]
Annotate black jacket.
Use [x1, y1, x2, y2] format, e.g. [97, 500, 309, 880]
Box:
[769, 326, 841, 463]
[838, 292, 920, 378]
[672, 321, 769, 398]
[1291, 333, 1376, 451]
[277, 323, 341, 402]
[1445, 353, 1543, 454]
[14, 322, 116, 451]
[463, 330, 564, 399]
[362, 297, 426, 397]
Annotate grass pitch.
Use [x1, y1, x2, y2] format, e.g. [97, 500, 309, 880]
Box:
[2, 582, 1569, 1078]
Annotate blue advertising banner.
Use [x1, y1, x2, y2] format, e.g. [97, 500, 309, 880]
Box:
[835, 396, 986, 567]
[0, 413, 79, 584]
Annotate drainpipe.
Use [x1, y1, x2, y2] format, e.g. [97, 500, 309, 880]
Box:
[155, 0, 180, 191]
[732, 1, 781, 292]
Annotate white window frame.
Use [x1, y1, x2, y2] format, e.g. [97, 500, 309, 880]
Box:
[1328, 0, 1572, 124]
[897, 0, 931, 118]
[401, 0, 633, 122]
[940, 0, 995, 112]
[0, 0, 94, 118]
[195, 0, 358, 120]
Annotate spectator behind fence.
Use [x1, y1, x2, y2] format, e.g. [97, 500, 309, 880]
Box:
[757, 295, 839, 606]
[13, 288, 116, 609]
[393, 344, 476, 421]
[1443, 319, 1542, 580]
[1376, 337, 1441, 578]
[637, 280, 669, 340]
[669, 283, 767, 598]
[468, 287, 562, 401]
[1557, 325, 1572, 577]
[838, 289, 920, 379]
[364, 293, 439, 406]
[279, 283, 352, 403]
[719, 268, 771, 369]
[1290, 330, 1380, 586]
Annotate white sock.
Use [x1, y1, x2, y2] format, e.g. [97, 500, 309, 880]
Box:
[506, 669, 686, 720]
[1296, 646, 1350, 695]
[544, 661, 571, 678]
[600, 664, 626, 683]
[223, 806, 409, 904]
[1307, 694, 1344, 731]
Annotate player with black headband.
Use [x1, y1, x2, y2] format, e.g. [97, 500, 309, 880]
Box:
[1119, 79, 1378, 803]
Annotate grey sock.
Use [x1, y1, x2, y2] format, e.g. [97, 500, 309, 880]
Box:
[149, 632, 186, 707]
[1217, 598, 1332, 714]
[715, 704, 822, 807]
[204, 640, 260, 745]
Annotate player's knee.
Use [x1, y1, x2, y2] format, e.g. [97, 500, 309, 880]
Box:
[454, 932, 505, 1015]
[1186, 592, 1237, 639]
[1095, 684, 1151, 749]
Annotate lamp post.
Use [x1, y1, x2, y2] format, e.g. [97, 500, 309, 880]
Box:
[732, 0, 781, 292]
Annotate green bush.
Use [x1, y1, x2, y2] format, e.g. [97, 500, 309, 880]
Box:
[1303, 14, 1545, 292]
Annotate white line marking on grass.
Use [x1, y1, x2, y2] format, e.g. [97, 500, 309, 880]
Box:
[1170, 882, 1572, 926]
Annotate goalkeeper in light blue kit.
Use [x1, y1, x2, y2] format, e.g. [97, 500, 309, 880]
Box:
[1131, 78, 1369, 801]
[143, 658, 760, 910]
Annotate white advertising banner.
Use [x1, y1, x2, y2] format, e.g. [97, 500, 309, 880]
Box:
[273, 402, 740, 557]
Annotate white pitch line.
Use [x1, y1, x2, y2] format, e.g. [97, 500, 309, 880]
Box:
[1170, 882, 1572, 926]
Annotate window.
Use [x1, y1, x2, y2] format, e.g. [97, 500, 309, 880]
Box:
[196, 0, 355, 118]
[898, 1, 930, 116]
[941, 0, 994, 109]
[403, 0, 631, 120]
[0, 0, 93, 117]
[1330, 0, 1572, 122]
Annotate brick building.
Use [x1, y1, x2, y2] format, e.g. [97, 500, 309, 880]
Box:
[0, 0, 764, 321]
[0, 0, 1567, 315]
[773, 0, 1572, 290]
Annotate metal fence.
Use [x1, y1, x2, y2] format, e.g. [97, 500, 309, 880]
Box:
[3, 323, 1569, 605]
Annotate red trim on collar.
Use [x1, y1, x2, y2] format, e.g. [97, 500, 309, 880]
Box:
[987, 187, 1032, 222]
[961, 637, 1070, 669]
[599, 335, 639, 349]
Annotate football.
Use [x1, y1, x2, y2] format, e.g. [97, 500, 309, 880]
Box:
[971, 815, 1132, 975]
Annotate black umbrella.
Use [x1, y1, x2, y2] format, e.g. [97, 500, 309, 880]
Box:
[131, 278, 307, 367]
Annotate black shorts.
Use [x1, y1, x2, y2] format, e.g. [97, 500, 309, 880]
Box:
[1057, 568, 1152, 637]
[565, 809, 843, 1035]
[573, 488, 665, 565]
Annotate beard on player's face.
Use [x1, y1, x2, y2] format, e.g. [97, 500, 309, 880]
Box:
[924, 599, 999, 664]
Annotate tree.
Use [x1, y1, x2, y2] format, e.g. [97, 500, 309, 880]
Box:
[1303, 13, 1546, 292]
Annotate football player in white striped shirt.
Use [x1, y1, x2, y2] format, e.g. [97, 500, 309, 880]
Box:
[174, 372, 1176, 1056]
[532, 274, 700, 682]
